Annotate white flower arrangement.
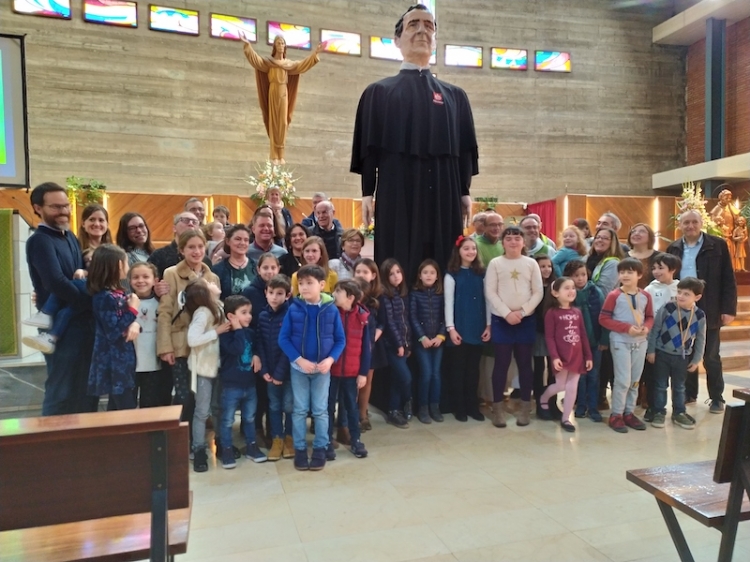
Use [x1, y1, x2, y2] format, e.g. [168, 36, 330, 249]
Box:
[245, 160, 298, 207]
[676, 181, 721, 236]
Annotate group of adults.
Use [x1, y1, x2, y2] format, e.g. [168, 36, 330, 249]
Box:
[469, 207, 737, 411]
[24, 181, 363, 416]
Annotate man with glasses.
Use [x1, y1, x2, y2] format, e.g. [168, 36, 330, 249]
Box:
[26, 182, 98, 415]
[475, 211, 505, 267]
[148, 212, 210, 278]
[520, 216, 556, 258]
[184, 198, 206, 226]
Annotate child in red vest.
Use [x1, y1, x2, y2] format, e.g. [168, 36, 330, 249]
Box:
[328, 280, 371, 460]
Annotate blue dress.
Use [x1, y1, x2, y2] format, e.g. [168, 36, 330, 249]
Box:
[88, 289, 137, 396]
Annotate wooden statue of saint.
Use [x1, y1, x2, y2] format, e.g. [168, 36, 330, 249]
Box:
[240, 33, 325, 164]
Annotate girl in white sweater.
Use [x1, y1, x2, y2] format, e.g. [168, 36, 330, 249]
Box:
[185, 279, 231, 472]
[484, 226, 544, 427]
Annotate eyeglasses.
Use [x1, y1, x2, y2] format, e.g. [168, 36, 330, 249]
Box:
[45, 204, 71, 212]
[178, 217, 199, 226]
[127, 224, 147, 232]
[486, 222, 503, 228]
[594, 235, 611, 242]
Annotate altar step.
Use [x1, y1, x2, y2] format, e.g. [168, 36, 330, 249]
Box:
[719, 297, 750, 372]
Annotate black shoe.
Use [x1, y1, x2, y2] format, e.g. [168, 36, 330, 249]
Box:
[643, 409, 655, 423]
[215, 440, 242, 460]
[538, 407, 552, 421]
[387, 410, 409, 429]
[193, 447, 208, 473]
[561, 421, 576, 433]
[417, 405, 432, 424]
[404, 399, 413, 421]
[350, 440, 368, 458]
[468, 410, 485, 422]
[294, 449, 309, 471]
[429, 403, 444, 422]
[454, 412, 468, 422]
[326, 442, 337, 461]
[310, 447, 327, 471]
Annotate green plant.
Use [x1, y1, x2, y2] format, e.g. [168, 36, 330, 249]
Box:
[65, 176, 106, 205]
[474, 196, 498, 211]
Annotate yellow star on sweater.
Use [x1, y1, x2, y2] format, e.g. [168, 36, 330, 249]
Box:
[510, 269, 520, 280]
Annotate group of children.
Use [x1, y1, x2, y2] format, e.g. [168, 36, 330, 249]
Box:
[31, 223, 710, 476]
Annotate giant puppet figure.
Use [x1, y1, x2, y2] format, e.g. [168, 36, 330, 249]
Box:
[350, 4, 479, 282]
[241, 33, 325, 164]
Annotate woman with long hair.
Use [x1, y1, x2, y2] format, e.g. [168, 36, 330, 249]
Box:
[278, 223, 309, 277]
[116, 212, 155, 266]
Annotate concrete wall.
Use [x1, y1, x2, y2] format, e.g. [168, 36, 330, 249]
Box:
[2, 0, 685, 201]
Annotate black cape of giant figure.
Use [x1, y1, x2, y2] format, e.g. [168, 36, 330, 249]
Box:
[350, 68, 479, 283]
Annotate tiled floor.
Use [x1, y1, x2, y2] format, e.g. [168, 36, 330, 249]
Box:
[182, 371, 750, 562]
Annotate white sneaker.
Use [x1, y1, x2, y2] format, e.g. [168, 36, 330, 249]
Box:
[23, 311, 53, 329]
[22, 333, 56, 354]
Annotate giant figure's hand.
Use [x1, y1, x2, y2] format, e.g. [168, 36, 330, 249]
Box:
[461, 196, 472, 228]
[362, 196, 374, 227]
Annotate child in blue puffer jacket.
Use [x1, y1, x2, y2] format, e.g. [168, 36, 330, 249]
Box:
[258, 274, 293, 462]
[278, 265, 345, 472]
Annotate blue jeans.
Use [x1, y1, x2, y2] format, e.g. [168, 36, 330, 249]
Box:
[414, 345, 443, 407]
[267, 381, 293, 438]
[42, 312, 98, 416]
[219, 385, 257, 449]
[42, 279, 87, 339]
[328, 376, 360, 443]
[653, 350, 688, 415]
[290, 367, 330, 450]
[385, 347, 412, 411]
[576, 347, 602, 413]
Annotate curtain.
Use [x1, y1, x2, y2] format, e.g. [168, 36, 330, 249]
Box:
[527, 199, 556, 242]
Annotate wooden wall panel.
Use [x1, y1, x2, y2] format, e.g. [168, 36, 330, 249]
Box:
[4, 1, 685, 203]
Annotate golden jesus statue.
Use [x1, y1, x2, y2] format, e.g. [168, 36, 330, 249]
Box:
[240, 33, 325, 164]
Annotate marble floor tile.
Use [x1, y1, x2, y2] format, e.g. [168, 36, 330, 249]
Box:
[177, 374, 750, 561]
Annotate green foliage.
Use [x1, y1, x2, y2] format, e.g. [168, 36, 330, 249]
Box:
[65, 176, 106, 205]
[474, 196, 498, 211]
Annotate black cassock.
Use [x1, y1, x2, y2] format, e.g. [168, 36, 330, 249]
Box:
[350, 69, 479, 283]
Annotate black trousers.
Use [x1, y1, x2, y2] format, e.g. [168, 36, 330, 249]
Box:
[445, 343, 482, 416]
[136, 367, 173, 408]
[686, 327, 724, 402]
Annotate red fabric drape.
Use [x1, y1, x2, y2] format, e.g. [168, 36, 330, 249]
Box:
[527, 199, 557, 241]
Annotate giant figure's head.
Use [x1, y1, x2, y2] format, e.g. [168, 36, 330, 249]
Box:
[394, 4, 437, 65]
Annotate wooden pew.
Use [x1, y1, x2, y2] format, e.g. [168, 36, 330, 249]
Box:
[626, 388, 750, 562]
[0, 406, 191, 562]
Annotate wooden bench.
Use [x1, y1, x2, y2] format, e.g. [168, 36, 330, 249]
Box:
[0, 405, 191, 562]
[627, 388, 750, 562]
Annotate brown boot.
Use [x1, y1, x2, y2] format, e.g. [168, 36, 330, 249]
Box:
[517, 401, 531, 426]
[337, 426, 351, 446]
[268, 437, 283, 461]
[503, 397, 521, 414]
[492, 402, 507, 428]
[282, 435, 295, 459]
